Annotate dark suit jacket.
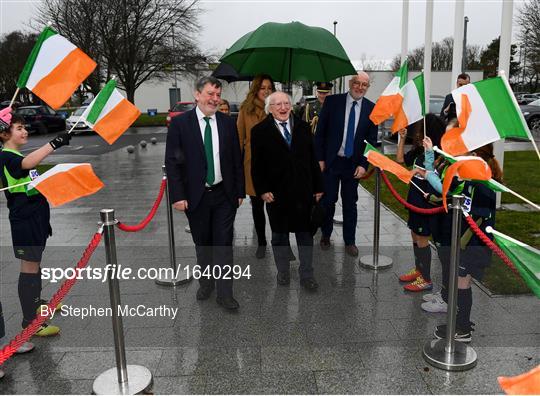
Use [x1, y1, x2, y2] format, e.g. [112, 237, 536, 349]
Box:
[251, 114, 323, 233]
[313, 93, 378, 170]
[165, 108, 245, 212]
[440, 93, 456, 122]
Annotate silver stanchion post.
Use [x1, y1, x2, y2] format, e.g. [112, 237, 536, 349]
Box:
[155, 165, 192, 286]
[423, 195, 477, 371]
[93, 209, 153, 395]
[360, 167, 393, 270]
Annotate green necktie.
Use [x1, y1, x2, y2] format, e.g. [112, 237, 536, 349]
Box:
[203, 117, 215, 185]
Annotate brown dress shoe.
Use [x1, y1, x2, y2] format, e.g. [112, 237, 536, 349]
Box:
[320, 237, 331, 250]
[345, 244, 359, 257]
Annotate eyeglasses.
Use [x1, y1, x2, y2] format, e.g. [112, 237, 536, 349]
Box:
[269, 102, 291, 108]
[351, 81, 370, 88]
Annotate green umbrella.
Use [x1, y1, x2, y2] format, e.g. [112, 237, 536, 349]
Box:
[219, 21, 356, 83]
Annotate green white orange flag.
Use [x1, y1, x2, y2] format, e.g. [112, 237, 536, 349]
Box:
[442, 157, 492, 210]
[28, 163, 104, 207]
[441, 76, 533, 156]
[369, 60, 408, 126]
[498, 364, 540, 395]
[17, 26, 96, 109]
[363, 142, 413, 184]
[80, 80, 141, 144]
[488, 227, 540, 300]
[391, 73, 425, 133]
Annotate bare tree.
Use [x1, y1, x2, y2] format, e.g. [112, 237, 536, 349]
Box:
[0, 32, 38, 103]
[516, 0, 540, 92]
[390, 37, 482, 72]
[34, 0, 206, 104]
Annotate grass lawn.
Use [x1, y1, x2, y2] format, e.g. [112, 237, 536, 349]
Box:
[132, 113, 167, 127]
[360, 150, 539, 295]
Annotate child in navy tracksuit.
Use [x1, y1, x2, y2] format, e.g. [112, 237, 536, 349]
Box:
[0, 108, 71, 377]
[415, 138, 501, 342]
[395, 114, 446, 292]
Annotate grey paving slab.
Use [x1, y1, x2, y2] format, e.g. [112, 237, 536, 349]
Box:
[0, 139, 538, 394]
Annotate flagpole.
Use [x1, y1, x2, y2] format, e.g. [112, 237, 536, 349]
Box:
[433, 146, 540, 210]
[410, 179, 427, 195]
[67, 115, 86, 135]
[9, 88, 20, 108]
[0, 180, 31, 192]
[498, 70, 540, 160]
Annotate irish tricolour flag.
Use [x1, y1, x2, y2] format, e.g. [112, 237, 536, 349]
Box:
[28, 164, 104, 207]
[81, 80, 141, 145]
[17, 27, 96, 109]
[369, 60, 408, 126]
[441, 76, 531, 156]
[369, 60, 425, 133]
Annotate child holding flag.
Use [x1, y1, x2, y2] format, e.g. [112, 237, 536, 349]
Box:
[396, 114, 446, 293]
[0, 108, 72, 350]
[414, 135, 502, 342]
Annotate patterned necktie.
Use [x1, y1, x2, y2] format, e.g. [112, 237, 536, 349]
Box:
[344, 101, 357, 158]
[280, 122, 292, 147]
[203, 117, 215, 185]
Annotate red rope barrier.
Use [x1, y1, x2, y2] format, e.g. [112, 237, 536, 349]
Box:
[380, 170, 446, 215]
[463, 214, 521, 277]
[0, 231, 103, 365]
[116, 178, 166, 232]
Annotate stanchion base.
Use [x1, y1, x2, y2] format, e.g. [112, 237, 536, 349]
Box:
[422, 339, 477, 371]
[92, 365, 153, 395]
[155, 267, 192, 286]
[359, 255, 393, 269]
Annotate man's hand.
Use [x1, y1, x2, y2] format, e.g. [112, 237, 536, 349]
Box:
[354, 166, 366, 179]
[422, 136, 433, 150]
[443, 103, 452, 115]
[411, 168, 427, 178]
[172, 200, 188, 211]
[314, 192, 323, 202]
[319, 161, 325, 172]
[261, 192, 274, 203]
[238, 198, 243, 206]
[398, 128, 407, 139]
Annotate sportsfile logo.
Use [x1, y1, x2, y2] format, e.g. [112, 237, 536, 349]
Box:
[41, 264, 252, 283]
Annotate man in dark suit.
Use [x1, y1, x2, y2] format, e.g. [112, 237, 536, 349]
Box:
[165, 76, 245, 311]
[440, 73, 470, 123]
[314, 71, 378, 257]
[251, 91, 323, 290]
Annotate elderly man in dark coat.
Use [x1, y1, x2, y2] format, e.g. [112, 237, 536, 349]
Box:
[251, 91, 324, 291]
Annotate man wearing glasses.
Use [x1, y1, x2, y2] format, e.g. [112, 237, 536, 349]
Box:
[251, 91, 323, 291]
[314, 72, 378, 257]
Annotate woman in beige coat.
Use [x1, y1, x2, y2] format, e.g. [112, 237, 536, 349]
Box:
[237, 75, 275, 258]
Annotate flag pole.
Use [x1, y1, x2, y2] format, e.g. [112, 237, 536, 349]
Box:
[0, 180, 31, 192]
[498, 70, 540, 160]
[433, 146, 540, 210]
[421, 69, 426, 141]
[8, 88, 20, 108]
[410, 179, 427, 195]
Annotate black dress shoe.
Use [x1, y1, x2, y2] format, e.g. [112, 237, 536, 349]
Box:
[320, 237, 331, 250]
[276, 272, 290, 285]
[255, 245, 266, 259]
[196, 286, 214, 300]
[287, 247, 296, 261]
[300, 277, 319, 291]
[216, 296, 239, 311]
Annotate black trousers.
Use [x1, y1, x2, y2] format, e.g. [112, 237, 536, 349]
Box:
[187, 185, 236, 298]
[250, 195, 267, 246]
[271, 231, 314, 280]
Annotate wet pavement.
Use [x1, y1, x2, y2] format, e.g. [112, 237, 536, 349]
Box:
[0, 137, 538, 394]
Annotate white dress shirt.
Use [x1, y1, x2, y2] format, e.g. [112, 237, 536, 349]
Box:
[338, 94, 363, 157]
[196, 106, 223, 186]
[274, 118, 292, 142]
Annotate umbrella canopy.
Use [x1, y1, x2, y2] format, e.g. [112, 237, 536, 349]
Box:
[211, 62, 253, 83]
[219, 21, 356, 83]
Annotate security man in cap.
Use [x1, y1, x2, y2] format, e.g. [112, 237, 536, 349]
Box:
[304, 82, 333, 133]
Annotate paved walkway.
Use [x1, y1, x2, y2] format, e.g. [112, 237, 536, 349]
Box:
[0, 142, 538, 394]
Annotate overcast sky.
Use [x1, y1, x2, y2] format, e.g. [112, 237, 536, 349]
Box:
[0, 0, 527, 63]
